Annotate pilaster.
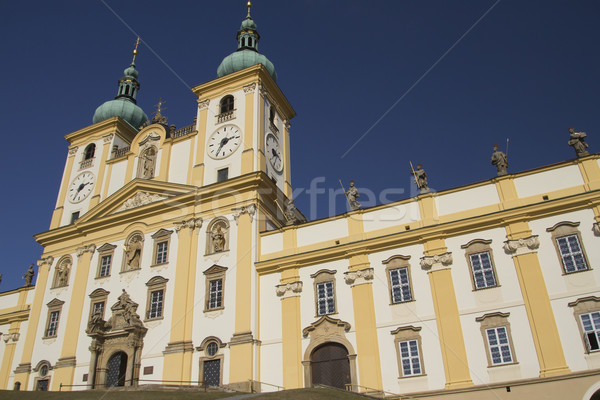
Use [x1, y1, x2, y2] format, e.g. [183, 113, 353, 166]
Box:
[191, 99, 209, 186]
[50, 147, 78, 229]
[277, 268, 303, 389]
[242, 82, 257, 174]
[89, 134, 113, 208]
[576, 155, 600, 191]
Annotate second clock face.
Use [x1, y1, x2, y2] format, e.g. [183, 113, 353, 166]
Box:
[68, 171, 95, 203]
[265, 133, 283, 172]
[207, 125, 242, 159]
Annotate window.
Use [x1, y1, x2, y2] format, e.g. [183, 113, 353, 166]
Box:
[217, 168, 228, 182]
[383, 255, 414, 304]
[568, 296, 600, 353]
[391, 326, 425, 378]
[96, 243, 116, 278]
[145, 276, 168, 320]
[70, 212, 80, 224]
[52, 257, 71, 288]
[197, 337, 225, 388]
[44, 299, 65, 338]
[151, 229, 173, 266]
[461, 239, 499, 290]
[311, 269, 337, 316]
[203, 265, 227, 312]
[206, 341, 219, 356]
[547, 221, 590, 274]
[88, 288, 109, 322]
[84, 143, 96, 160]
[219, 95, 234, 114]
[476, 312, 517, 367]
[92, 301, 105, 317]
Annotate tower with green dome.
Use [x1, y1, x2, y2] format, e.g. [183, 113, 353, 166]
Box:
[92, 38, 148, 129]
[217, 1, 277, 81]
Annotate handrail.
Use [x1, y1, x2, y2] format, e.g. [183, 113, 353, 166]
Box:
[345, 383, 400, 399]
[249, 379, 284, 392]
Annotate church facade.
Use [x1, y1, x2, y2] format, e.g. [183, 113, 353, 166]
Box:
[1, 4, 600, 399]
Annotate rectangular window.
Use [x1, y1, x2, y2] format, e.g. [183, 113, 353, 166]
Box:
[70, 212, 80, 224]
[486, 327, 513, 365]
[217, 168, 229, 182]
[316, 281, 335, 315]
[469, 251, 497, 289]
[557, 234, 589, 273]
[46, 311, 60, 337]
[399, 340, 422, 376]
[92, 301, 105, 318]
[155, 241, 168, 264]
[389, 267, 412, 303]
[580, 312, 600, 351]
[148, 290, 164, 319]
[99, 255, 111, 277]
[208, 279, 223, 310]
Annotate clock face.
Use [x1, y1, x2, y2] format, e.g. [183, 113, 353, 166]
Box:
[68, 171, 96, 203]
[265, 133, 283, 173]
[207, 125, 242, 159]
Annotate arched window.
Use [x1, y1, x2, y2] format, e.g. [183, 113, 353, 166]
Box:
[84, 144, 96, 160]
[219, 95, 234, 114]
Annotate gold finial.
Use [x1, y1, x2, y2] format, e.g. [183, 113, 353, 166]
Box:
[132, 37, 141, 64]
[155, 98, 165, 116]
[247, 1, 252, 16]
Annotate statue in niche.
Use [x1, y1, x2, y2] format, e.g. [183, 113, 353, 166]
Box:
[568, 127, 590, 157]
[344, 180, 361, 211]
[491, 144, 508, 176]
[55, 261, 70, 287]
[211, 226, 226, 252]
[23, 264, 35, 287]
[411, 164, 430, 193]
[140, 148, 156, 179]
[125, 235, 143, 270]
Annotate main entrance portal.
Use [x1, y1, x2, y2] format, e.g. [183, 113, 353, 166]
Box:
[310, 342, 351, 389]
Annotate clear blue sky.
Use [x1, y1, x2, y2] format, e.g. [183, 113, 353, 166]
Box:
[0, 0, 598, 290]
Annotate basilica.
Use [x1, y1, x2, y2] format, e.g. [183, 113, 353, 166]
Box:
[1, 3, 600, 399]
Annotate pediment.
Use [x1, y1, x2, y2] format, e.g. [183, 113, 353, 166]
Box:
[203, 264, 228, 276]
[89, 288, 110, 299]
[77, 179, 195, 224]
[302, 315, 351, 338]
[96, 243, 117, 253]
[151, 228, 173, 239]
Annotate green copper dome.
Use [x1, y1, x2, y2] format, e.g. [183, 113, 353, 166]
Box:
[93, 61, 148, 128]
[217, 3, 277, 81]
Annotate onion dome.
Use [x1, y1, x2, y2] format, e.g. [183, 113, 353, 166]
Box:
[93, 38, 148, 128]
[217, 1, 277, 81]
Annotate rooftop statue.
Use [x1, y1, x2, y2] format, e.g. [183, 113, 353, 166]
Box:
[568, 127, 590, 157]
[491, 144, 508, 176]
[411, 163, 430, 194]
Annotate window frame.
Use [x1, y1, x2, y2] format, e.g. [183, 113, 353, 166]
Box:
[568, 296, 600, 353]
[547, 221, 591, 275]
[476, 312, 518, 368]
[203, 265, 228, 312]
[391, 326, 425, 378]
[311, 269, 338, 317]
[150, 229, 173, 267]
[382, 255, 414, 304]
[43, 299, 65, 339]
[96, 243, 116, 278]
[88, 288, 110, 323]
[196, 336, 226, 387]
[145, 276, 169, 321]
[219, 95, 235, 114]
[461, 239, 499, 291]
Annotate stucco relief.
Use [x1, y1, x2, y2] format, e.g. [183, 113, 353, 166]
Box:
[343, 267, 374, 286]
[232, 204, 256, 224]
[174, 217, 203, 232]
[420, 252, 453, 272]
[503, 235, 540, 256]
[275, 281, 303, 298]
[117, 192, 167, 212]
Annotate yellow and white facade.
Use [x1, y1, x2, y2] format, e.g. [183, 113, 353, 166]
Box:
[1, 6, 600, 399]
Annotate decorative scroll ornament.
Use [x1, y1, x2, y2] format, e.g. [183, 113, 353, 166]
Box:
[103, 133, 114, 143]
[174, 217, 203, 232]
[197, 99, 210, 110]
[139, 132, 161, 147]
[117, 192, 167, 212]
[275, 281, 303, 298]
[37, 256, 54, 269]
[503, 235, 540, 256]
[68, 146, 79, 157]
[2, 332, 20, 343]
[232, 204, 257, 224]
[76, 244, 96, 258]
[593, 222, 600, 236]
[344, 268, 374, 286]
[243, 82, 257, 93]
[420, 252, 453, 271]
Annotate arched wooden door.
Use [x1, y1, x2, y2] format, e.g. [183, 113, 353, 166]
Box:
[591, 389, 600, 400]
[310, 342, 351, 389]
[105, 351, 128, 387]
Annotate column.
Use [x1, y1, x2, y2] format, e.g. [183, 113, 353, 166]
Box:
[503, 222, 570, 377]
[345, 253, 382, 392]
[162, 217, 202, 383]
[229, 205, 256, 391]
[13, 257, 54, 389]
[421, 247, 473, 389]
[52, 244, 96, 391]
[276, 269, 302, 389]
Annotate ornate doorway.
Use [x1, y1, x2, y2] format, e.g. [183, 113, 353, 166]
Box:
[106, 352, 128, 387]
[310, 342, 351, 389]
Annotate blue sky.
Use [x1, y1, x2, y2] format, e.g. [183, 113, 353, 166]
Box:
[0, 0, 598, 290]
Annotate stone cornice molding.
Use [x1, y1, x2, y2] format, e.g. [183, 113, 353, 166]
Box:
[275, 281, 303, 298]
[232, 204, 256, 224]
[68, 146, 78, 157]
[420, 252, 453, 272]
[76, 244, 96, 258]
[37, 256, 54, 269]
[593, 222, 600, 236]
[243, 82, 257, 93]
[503, 235, 540, 256]
[344, 267, 374, 286]
[103, 133, 114, 143]
[174, 217, 203, 232]
[197, 99, 210, 110]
